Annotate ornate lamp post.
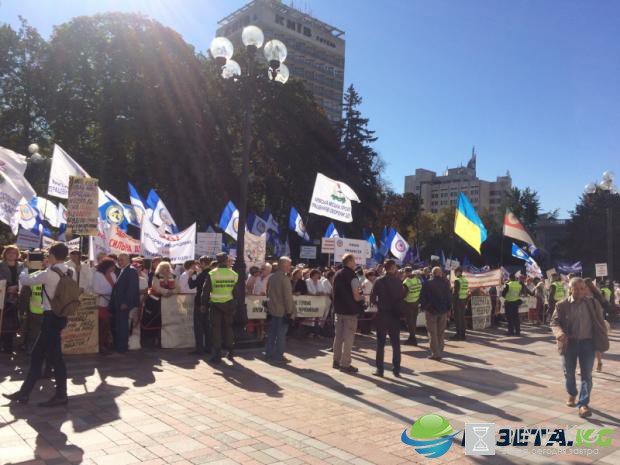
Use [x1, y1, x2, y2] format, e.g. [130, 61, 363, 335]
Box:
[584, 171, 618, 280]
[210, 26, 288, 315]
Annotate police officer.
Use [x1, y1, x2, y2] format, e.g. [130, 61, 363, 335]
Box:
[201, 253, 238, 363]
[402, 267, 422, 345]
[548, 273, 566, 324]
[450, 267, 469, 341]
[502, 273, 525, 336]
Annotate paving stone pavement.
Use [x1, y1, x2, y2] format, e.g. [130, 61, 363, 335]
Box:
[1, 323, 619, 465]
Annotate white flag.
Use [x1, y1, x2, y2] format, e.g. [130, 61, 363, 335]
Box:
[140, 216, 196, 264]
[389, 231, 409, 261]
[0, 147, 36, 233]
[47, 144, 89, 199]
[308, 173, 360, 223]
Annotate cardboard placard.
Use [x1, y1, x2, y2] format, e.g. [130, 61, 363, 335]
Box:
[61, 293, 99, 354]
[333, 238, 371, 265]
[595, 263, 608, 277]
[16, 228, 42, 250]
[300, 245, 317, 260]
[195, 232, 222, 257]
[67, 176, 99, 235]
[321, 237, 335, 254]
[245, 295, 330, 320]
[160, 294, 195, 348]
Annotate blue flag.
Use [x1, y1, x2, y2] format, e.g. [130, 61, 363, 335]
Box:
[324, 222, 340, 238]
[145, 189, 178, 233]
[128, 182, 148, 225]
[99, 193, 129, 231]
[219, 201, 239, 240]
[511, 242, 536, 265]
[289, 207, 309, 241]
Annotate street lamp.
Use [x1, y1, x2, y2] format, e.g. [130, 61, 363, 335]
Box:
[210, 25, 288, 312]
[584, 171, 618, 281]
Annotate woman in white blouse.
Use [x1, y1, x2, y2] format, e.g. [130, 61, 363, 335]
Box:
[92, 257, 117, 353]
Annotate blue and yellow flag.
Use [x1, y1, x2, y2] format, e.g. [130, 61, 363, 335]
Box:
[454, 193, 487, 254]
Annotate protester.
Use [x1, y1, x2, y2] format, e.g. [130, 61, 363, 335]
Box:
[332, 253, 363, 373]
[19, 253, 48, 354]
[252, 263, 272, 295]
[92, 257, 117, 354]
[0, 245, 25, 354]
[152, 262, 179, 296]
[370, 259, 406, 377]
[534, 277, 546, 325]
[4, 243, 72, 406]
[109, 253, 140, 354]
[188, 256, 213, 355]
[548, 273, 566, 323]
[291, 267, 308, 295]
[245, 266, 260, 294]
[401, 267, 422, 345]
[265, 256, 296, 363]
[420, 266, 451, 361]
[550, 277, 609, 418]
[202, 252, 238, 363]
[359, 269, 377, 335]
[584, 278, 611, 372]
[451, 267, 468, 341]
[178, 260, 197, 294]
[502, 273, 531, 336]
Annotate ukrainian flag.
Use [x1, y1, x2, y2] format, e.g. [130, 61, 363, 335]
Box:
[454, 193, 487, 254]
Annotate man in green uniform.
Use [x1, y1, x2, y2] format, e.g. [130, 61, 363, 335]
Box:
[450, 267, 469, 341]
[502, 274, 525, 336]
[201, 253, 238, 364]
[402, 267, 422, 345]
[547, 273, 566, 324]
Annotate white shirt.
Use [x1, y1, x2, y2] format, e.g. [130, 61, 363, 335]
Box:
[92, 270, 116, 307]
[19, 263, 70, 312]
[320, 277, 333, 295]
[179, 271, 196, 294]
[306, 278, 329, 295]
[253, 275, 270, 295]
[361, 278, 374, 296]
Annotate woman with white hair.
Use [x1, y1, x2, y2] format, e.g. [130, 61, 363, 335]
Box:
[142, 261, 179, 348]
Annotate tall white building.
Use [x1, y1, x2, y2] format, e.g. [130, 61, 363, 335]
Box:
[404, 149, 512, 214]
[216, 0, 345, 123]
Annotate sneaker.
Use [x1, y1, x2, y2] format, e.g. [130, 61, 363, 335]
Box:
[38, 396, 68, 408]
[340, 365, 358, 374]
[578, 406, 592, 418]
[566, 396, 576, 407]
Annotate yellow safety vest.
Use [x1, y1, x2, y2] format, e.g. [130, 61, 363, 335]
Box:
[29, 284, 44, 315]
[208, 267, 238, 303]
[457, 276, 469, 300]
[505, 281, 522, 302]
[601, 288, 611, 302]
[551, 282, 566, 301]
[403, 277, 422, 303]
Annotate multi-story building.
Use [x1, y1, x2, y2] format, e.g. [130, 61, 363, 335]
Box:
[216, 0, 345, 123]
[404, 149, 512, 214]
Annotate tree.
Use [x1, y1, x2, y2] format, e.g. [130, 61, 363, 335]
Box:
[500, 187, 541, 231]
[0, 17, 49, 152]
[376, 192, 421, 241]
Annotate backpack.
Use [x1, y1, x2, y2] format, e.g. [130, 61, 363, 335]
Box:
[43, 267, 81, 317]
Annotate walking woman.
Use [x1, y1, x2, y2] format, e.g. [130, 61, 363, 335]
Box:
[92, 257, 117, 353]
[0, 245, 26, 354]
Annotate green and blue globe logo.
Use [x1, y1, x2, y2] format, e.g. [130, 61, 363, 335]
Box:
[401, 414, 460, 458]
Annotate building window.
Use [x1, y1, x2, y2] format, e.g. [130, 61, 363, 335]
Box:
[287, 19, 296, 30]
[303, 26, 312, 37]
[275, 15, 284, 25]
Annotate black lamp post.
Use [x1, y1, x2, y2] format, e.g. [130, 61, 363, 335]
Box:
[584, 171, 617, 281]
[210, 26, 289, 315]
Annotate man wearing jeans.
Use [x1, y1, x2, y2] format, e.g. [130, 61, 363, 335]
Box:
[265, 257, 295, 363]
[332, 254, 363, 373]
[420, 267, 451, 361]
[551, 277, 608, 418]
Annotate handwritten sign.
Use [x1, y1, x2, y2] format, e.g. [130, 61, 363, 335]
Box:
[470, 295, 492, 330]
[195, 232, 222, 257]
[67, 176, 99, 236]
[61, 293, 99, 354]
[245, 295, 330, 320]
[160, 294, 194, 348]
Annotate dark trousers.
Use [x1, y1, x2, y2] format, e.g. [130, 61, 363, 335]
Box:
[376, 312, 401, 373]
[19, 312, 67, 398]
[505, 301, 521, 335]
[210, 301, 235, 354]
[402, 301, 419, 339]
[114, 308, 129, 353]
[194, 304, 210, 353]
[454, 298, 467, 337]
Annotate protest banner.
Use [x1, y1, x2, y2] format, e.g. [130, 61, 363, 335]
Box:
[299, 245, 317, 260]
[160, 294, 194, 348]
[47, 145, 89, 199]
[0, 280, 6, 336]
[67, 176, 98, 235]
[43, 236, 81, 252]
[245, 295, 330, 320]
[321, 237, 335, 254]
[245, 232, 266, 269]
[141, 217, 196, 264]
[16, 228, 41, 249]
[107, 225, 141, 255]
[462, 269, 502, 288]
[333, 238, 371, 265]
[308, 173, 359, 223]
[470, 295, 492, 330]
[61, 293, 99, 354]
[195, 232, 222, 256]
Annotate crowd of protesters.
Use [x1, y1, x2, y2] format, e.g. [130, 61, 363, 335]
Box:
[0, 243, 616, 417]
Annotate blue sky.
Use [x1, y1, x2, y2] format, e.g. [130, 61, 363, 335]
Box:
[2, 0, 619, 216]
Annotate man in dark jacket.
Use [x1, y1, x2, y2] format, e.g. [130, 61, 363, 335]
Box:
[188, 256, 213, 355]
[370, 259, 407, 377]
[110, 253, 140, 354]
[332, 253, 363, 373]
[420, 267, 451, 361]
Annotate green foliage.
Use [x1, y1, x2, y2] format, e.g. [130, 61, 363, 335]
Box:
[500, 187, 541, 231]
